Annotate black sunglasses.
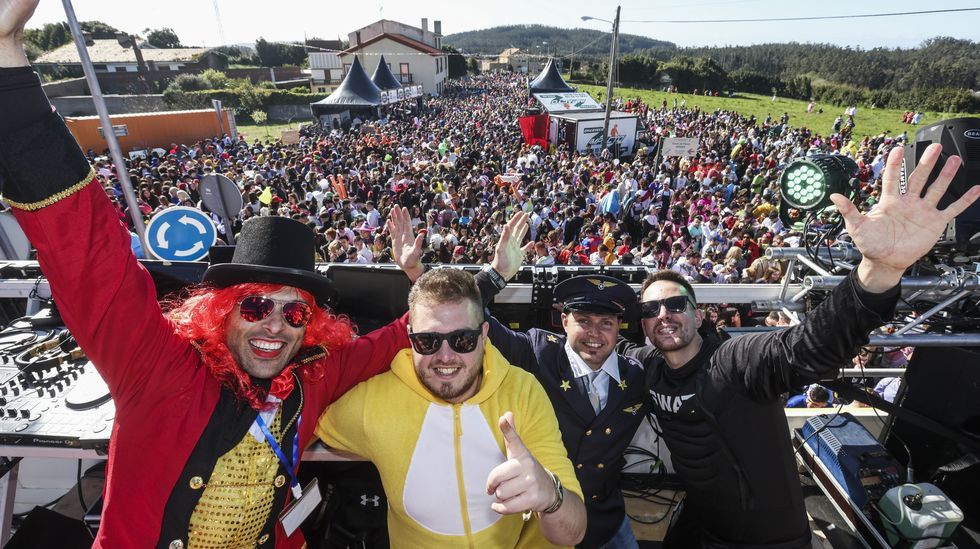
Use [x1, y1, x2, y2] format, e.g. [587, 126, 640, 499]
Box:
[640, 295, 696, 318]
[408, 329, 482, 355]
[237, 296, 313, 328]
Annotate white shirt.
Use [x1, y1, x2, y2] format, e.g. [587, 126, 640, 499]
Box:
[564, 342, 621, 412]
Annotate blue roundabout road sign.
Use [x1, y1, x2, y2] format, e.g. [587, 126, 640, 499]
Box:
[144, 207, 218, 262]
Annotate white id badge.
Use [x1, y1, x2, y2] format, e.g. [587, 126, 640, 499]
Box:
[279, 478, 322, 536]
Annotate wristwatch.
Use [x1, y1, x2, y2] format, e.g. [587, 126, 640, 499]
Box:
[481, 264, 507, 291]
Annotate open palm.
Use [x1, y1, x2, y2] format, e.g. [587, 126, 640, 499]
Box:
[385, 206, 425, 282]
[830, 144, 980, 274]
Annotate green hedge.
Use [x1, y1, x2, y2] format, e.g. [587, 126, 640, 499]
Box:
[162, 87, 322, 114]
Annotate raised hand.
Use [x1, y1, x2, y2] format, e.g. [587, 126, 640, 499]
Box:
[0, 0, 40, 67]
[489, 211, 533, 281]
[385, 206, 425, 282]
[485, 411, 557, 515]
[831, 144, 980, 292]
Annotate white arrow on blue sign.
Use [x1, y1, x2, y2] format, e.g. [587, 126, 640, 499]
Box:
[144, 206, 218, 262]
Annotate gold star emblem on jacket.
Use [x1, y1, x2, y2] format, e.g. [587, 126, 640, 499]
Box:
[547, 335, 558, 343]
[618, 379, 628, 390]
[560, 380, 571, 391]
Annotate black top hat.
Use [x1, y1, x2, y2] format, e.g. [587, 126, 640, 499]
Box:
[554, 275, 637, 316]
[203, 216, 335, 306]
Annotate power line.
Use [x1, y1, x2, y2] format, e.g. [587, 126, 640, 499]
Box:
[625, 7, 980, 24]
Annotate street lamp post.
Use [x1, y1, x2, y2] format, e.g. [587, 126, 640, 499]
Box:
[583, 6, 621, 155]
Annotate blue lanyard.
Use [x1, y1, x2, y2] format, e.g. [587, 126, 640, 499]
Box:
[255, 411, 302, 499]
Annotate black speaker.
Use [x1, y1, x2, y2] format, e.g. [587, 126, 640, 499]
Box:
[903, 117, 980, 242]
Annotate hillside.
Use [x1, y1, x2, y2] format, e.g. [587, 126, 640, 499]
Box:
[669, 38, 980, 94]
[444, 25, 674, 56]
[447, 27, 978, 97]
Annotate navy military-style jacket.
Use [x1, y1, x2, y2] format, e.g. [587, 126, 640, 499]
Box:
[487, 318, 647, 548]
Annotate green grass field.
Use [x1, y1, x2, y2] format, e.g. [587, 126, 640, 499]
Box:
[236, 121, 303, 144]
[573, 82, 969, 140]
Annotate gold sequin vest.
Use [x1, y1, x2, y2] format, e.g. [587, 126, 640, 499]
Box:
[187, 405, 289, 548]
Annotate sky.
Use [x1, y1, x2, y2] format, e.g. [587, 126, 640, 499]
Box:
[26, 0, 980, 50]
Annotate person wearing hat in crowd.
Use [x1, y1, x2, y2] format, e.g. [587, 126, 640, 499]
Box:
[446, 212, 647, 547]
[0, 5, 418, 546]
[619, 142, 979, 548]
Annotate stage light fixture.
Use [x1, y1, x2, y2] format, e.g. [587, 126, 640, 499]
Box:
[778, 154, 859, 230]
[779, 155, 859, 213]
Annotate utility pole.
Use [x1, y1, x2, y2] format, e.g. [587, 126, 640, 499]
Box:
[600, 5, 620, 155]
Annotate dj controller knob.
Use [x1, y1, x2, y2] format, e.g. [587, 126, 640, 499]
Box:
[18, 409, 28, 419]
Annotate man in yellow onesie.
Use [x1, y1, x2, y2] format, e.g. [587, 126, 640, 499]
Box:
[316, 268, 586, 548]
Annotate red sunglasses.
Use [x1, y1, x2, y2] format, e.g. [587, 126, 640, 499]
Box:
[236, 296, 313, 328]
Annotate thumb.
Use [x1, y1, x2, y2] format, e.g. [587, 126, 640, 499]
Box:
[829, 194, 860, 230]
[499, 411, 527, 459]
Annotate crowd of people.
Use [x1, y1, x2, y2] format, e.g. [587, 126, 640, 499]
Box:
[6, 1, 973, 546]
[96, 73, 901, 330]
[85, 72, 920, 412]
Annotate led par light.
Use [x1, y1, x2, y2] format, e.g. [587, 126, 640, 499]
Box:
[779, 155, 859, 213]
[777, 155, 859, 230]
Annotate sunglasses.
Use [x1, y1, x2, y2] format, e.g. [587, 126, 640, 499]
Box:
[236, 296, 313, 328]
[640, 295, 696, 318]
[408, 328, 482, 355]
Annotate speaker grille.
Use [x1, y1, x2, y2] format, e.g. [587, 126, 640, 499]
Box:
[964, 140, 980, 162]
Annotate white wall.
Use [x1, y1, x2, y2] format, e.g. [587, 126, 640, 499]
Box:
[340, 39, 447, 96]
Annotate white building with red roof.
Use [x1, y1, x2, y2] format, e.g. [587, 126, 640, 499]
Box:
[339, 18, 449, 96]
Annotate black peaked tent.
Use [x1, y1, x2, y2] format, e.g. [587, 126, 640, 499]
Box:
[528, 58, 574, 94]
[371, 55, 402, 91]
[310, 56, 382, 118]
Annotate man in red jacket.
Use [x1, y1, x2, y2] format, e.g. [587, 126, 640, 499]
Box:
[0, 2, 413, 546]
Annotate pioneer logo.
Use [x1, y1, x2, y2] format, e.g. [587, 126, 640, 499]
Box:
[965, 129, 980, 139]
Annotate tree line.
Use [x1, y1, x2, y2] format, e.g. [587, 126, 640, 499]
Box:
[571, 39, 980, 113]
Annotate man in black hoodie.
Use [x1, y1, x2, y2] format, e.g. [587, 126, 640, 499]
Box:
[623, 144, 979, 548]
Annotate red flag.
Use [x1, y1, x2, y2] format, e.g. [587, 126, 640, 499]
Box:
[518, 114, 549, 148]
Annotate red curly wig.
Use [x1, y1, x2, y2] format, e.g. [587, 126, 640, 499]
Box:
[165, 282, 355, 409]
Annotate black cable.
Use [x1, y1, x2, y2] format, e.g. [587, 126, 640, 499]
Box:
[76, 459, 87, 513]
[855, 346, 914, 482]
[28, 276, 52, 305]
[794, 401, 846, 457]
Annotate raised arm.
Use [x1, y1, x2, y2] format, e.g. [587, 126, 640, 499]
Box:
[836, 144, 980, 292]
[0, 0, 195, 403]
[720, 144, 980, 400]
[387, 205, 426, 282]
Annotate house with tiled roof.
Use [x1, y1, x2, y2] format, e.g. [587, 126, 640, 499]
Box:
[337, 18, 448, 96]
[34, 37, 222, 73]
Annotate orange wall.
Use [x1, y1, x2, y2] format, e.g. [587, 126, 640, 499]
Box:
[65, 109, 232, 153]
